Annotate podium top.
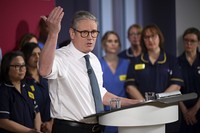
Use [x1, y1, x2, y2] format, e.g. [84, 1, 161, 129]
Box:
[84, 92, 197, 119]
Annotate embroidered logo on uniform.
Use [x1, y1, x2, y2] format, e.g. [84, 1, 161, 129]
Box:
[168, 69, 173, 75]
[197, 66, 200, 74]
[28, 91, 35, 99]
[134, 64, 145, 70]
[30, 85, 35, 92]
[119, 75, 126, 81]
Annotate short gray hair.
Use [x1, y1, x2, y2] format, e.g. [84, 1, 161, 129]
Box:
[70, 10, 98, 29]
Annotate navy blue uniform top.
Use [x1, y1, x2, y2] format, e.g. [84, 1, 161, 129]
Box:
[0, 82, 39, 133]
[178, 52, 200, 108]
[25, 76, 51, 122]
[118, 48, 137, 60]
[125, 51, 184, 96]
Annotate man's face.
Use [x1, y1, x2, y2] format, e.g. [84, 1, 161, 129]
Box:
[70, 19, 98, 53]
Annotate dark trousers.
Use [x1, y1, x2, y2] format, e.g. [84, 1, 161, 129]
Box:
[52, 119, 103, 133]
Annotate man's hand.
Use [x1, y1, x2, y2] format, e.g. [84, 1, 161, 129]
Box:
[39, 6, 64, 77]
[41, 6, 64, 35]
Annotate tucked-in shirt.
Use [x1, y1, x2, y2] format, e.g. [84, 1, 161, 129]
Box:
[45, 42, 107, 122]
[178, 52, 200, 107]
[0, 82, 39, 132]
[99, 57, 129, 111]
[125, 51, 184, 96]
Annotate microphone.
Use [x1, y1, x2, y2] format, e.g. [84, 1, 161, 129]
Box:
[87, 68, 92, 74]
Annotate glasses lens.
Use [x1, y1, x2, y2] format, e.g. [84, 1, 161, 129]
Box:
[20, 65, 26, 70]
[73, 28, 99, 38]
[130, 32, 140, 36]
[144, 34, 157, 40]
[81, 31, 89, 38]
[184, 39, 198, 44]
[10, 65, 26, 71]
[91, 31, 99, 38]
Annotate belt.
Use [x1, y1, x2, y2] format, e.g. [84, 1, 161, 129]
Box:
[54, 119, 101, 132]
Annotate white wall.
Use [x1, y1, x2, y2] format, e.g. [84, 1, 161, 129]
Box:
[124, 0, 137, 49]
[90, 0, 137, 57]
[176, 0, 200, 56]
[90, 0, 200, 57]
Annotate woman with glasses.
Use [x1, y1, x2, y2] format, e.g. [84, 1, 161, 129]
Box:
[118, 24, 142, 60]
[178, 27, 200, 133]
[0, 51, 42, 133]
[21, 43, 52, 133]
[125, 24, 184, 133]
[125, 24, 184, 99]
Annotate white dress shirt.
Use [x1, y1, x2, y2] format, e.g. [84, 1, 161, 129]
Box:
[45, 42, 107, 122]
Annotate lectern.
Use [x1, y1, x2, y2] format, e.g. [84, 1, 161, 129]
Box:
[85, 92, 197, 133]
[99, 101, 177, 133]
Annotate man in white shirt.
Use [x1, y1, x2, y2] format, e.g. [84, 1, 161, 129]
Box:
[39, 6, 141, 133]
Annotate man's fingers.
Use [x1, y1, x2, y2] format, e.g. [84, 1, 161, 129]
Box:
[47, 6, 63, 22]
[52, 6, 64, 22]
[58, 12, 64, 22]
[41, 16, 47, 21]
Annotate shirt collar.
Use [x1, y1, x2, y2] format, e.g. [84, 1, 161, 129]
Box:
[141, 51, 167, 64]
[4, 81, 26, 88]
[69, 42, 92, 59]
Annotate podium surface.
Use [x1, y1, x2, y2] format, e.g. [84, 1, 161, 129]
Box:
[85, 92, 197, 133]
[99, 101, 177, 133]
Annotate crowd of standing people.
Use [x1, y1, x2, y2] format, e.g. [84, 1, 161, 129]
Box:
[0, 6, 199, 133]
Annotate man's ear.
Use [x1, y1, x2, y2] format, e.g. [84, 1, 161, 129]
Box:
[69, 28, 75, 39]
[198, 40, 200, 46]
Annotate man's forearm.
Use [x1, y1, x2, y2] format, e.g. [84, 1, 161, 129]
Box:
[39, 33, 58, 77]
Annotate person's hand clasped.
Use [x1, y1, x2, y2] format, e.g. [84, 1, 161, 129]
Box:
[41, 6, 64, 35]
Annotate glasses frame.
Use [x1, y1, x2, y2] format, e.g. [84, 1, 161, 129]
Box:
[72, 28, 100, 38]
[107, 39, 119, 44]
[129, 32, 141, 37]
[10, 64, 26, 71]
[144, 34, 158, 41]
[183, 39, 198, 45]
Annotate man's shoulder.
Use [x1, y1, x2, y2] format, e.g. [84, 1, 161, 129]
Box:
[56, 45, 71, 56]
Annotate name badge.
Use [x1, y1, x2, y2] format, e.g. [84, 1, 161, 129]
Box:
[134, 64, 145, 70]
[119, 75, 126, 81]
[30, 85, 35, 92]
[28, 91, 35, 99]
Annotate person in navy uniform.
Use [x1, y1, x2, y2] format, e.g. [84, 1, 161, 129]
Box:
[0, 51, 42, 133]
[118, 24, 142, 60]
[125, 24, 184, 99]
[178, 27, 200, 133]
[125, 24, 184, 133]
[21, 43, 52, 133]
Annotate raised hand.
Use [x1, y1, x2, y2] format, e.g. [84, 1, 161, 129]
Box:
[41, 6, 64, 35]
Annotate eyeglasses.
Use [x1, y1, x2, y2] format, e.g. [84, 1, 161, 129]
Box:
[10, 64, 26, 71]
[144, 34, 158, 40]
[107, 39, 119, 44]
[73, 28, 99, 38]
[184, 39, 198, 44]
[129, 32, 141, 37]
